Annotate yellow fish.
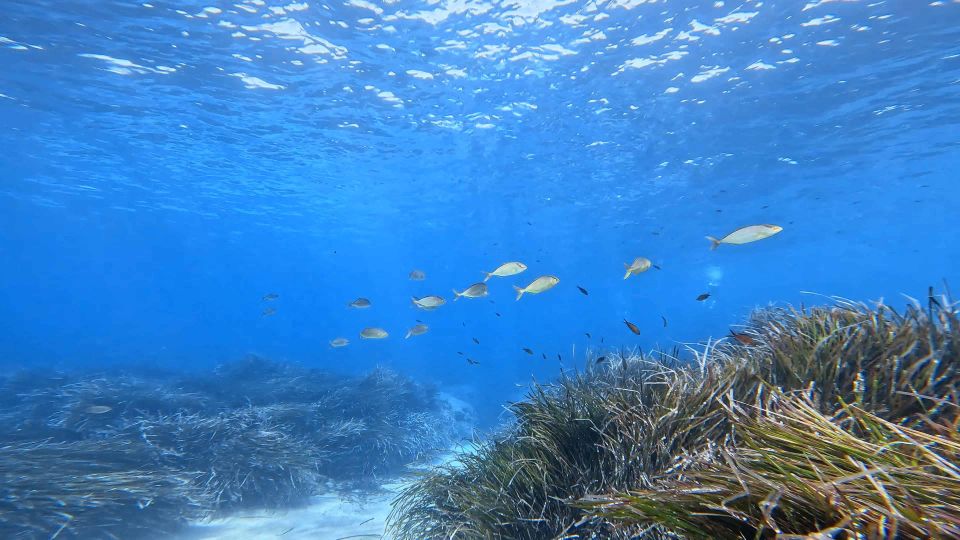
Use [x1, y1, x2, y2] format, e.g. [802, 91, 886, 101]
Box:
[706, 224, 782, 250]
[513, 275, 559, 300]
[405, 324, 429, 339]
[359, 327, 389, 339]
[483, 262, 527, 282]
[453, 283, 488, 301]
[623, 257, 660, 279]
[412, 295, 446, 310]
[329, 338, 350, 348]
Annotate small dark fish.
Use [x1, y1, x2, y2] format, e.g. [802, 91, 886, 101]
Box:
[541, 352, 547, 360]
[262, 307, 277, 317]
[652, 264, 662, 270]
[467, 358, 479, 365]
[472, 337, 480, 345]
[585, 332, 591, 339]
[262, 293, 279, 301]
[522, 348, 533, 355]
[416, 319, 423, 323]
[661, 315, 668, 328]
[600, 336, 604, 343]
[696, 293, 711, 301]
[577, 285, 589, 296]
[457, 351, 464, 355]
[526, 221, 532, 225]
[462, 322, 466, 327]
[495, 312, 501, 317]
[624, 319, 641, 335]
[557, 353, 561, 361]
[595, 356, 607, 364]
[729, 330, 755, 346]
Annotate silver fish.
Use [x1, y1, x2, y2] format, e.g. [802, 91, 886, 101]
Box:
[453, 282, 488, 301]
[706, 224, 782, 250]
[513, 275, 560, 300]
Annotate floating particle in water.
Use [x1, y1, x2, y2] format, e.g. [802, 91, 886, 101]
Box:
[577, 285, 589, 296]
[696, 293, 711, 301]
[624, 319, 641, 335]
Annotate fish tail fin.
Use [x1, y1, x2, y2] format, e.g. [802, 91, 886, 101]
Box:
[623, 264, 631, 280]
[452, 289, 461, 301]
[405, 331, 412, 339]
[482, 271, 491, 282]
[513, 285, 524, 301]
[706, 236, 721, 250]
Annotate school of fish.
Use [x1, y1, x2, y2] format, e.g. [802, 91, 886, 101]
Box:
[260, 224, 782, 363]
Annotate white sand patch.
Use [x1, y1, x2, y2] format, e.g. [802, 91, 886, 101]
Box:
[180, 490, 394, 539]
[179, 441, 473, 540]
[178, 393, 475, 540]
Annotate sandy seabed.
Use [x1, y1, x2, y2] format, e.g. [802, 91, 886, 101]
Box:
[179, 488, 395, 540]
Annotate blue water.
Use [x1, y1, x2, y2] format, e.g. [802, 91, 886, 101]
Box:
[1, 0, 959, 427]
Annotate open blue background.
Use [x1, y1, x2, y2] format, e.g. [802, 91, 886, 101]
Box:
[1, 0, 958, 424]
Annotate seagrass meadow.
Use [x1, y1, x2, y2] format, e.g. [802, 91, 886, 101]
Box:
[0, 357, 467, 539]
[387, 291, 960, 540]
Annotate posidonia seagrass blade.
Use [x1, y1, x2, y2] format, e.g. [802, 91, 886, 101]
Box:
[389, 290, 959, 540]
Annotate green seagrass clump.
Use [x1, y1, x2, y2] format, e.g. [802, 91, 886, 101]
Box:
[0, 359, 464, 539]
[388, 291, 959, 539]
